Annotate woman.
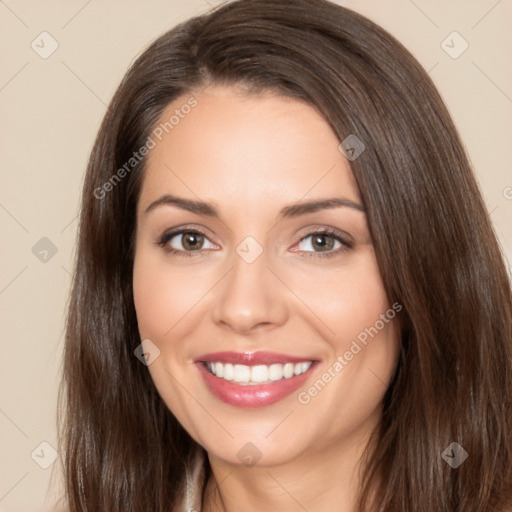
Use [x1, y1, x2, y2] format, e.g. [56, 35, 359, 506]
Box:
[59, 0, 512, 510]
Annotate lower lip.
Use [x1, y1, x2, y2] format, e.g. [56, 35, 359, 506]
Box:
[196, 362, 316, 408]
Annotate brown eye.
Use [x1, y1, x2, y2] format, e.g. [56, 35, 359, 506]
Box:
[293, 229, 353, 259]
[157, 229, 217, 255]
[179, 232, 205, 251]
[311, 234, 336, 252]
[297, 233, 341, 253]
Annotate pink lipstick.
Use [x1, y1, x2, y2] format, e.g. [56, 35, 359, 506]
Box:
[195, 351, 318, 408]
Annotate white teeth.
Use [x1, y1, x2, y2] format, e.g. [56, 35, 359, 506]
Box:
[251, 365, 269, 383]
[234, 364, 251, 383]
[269, 364, 283, 381]
[283, 363, 294, 379]
[205, 361, 313, 384]
[223, 363, 234, 381]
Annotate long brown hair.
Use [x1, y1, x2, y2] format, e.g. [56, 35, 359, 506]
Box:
[58, 0, 512, 510]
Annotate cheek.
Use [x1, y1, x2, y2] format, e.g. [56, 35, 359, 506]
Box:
[132, 248, 202, 430]
[132, 247, 210, 340]
[286, 251, 392, 348]
[133, 250, 170, 339]
[291, 255, 399, 437]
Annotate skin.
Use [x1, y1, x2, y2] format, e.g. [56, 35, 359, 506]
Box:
[133, 84, 401, 512]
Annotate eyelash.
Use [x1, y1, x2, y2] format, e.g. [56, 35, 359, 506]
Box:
[155, 227, 353, 259]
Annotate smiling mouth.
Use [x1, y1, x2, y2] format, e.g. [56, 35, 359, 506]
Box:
[203, 361, 314, 385]
[195, 351, 319, 407]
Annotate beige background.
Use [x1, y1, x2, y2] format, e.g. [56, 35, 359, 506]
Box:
[0, 0, 510, 510]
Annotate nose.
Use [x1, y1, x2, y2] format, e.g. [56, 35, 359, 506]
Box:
[211, 248, 289, 335]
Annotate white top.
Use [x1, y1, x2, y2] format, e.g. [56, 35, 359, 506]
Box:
[176, 444, 207, 512]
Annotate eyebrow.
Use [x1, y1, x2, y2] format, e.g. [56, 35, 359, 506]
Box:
[144, 194, 365, 220]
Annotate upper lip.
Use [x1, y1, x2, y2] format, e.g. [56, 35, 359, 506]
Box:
[195, 351, 317, 366]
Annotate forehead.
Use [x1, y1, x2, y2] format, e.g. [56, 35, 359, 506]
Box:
[139, 85, 360, 214]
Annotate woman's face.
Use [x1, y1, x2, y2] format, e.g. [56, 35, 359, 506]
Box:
[133, 85, 400, 467]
